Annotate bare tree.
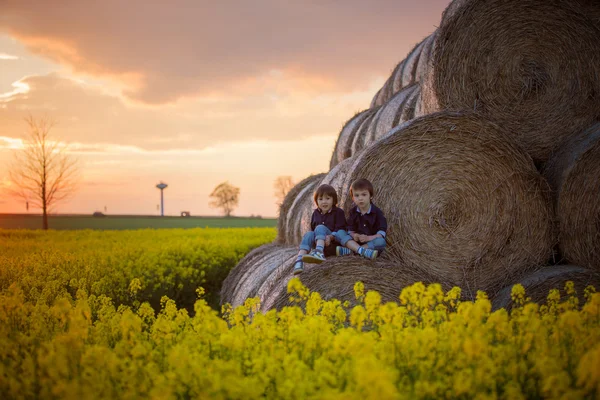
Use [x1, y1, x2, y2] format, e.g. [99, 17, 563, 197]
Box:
[209, 181, 240, 217]
[274, 175, 294, 207]
[8, 116, 79, 229]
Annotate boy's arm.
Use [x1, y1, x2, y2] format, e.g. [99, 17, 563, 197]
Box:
[334, 208, 347, 232]
[346, 210, 359, 240]
[310, 210, 317, 232]
[364, 208, 388, 242]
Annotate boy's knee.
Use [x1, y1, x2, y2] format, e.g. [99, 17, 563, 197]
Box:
[302, 231, 315, 241]
[368, 237, 387, 251]
[336, 230, 352, 246]
[314, 225, 329, 235]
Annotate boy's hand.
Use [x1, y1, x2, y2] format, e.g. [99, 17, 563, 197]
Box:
[357, 234, 369, 243]
[325, 235, 332, 246]
[352, 232, 360, 242]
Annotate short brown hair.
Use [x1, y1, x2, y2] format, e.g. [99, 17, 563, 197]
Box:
[350, 178, 374, 198]
[314, 184, 338, 206]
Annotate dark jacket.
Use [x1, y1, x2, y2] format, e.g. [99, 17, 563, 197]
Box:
[310, 206, 347, 233]
[347, 203, 387, 238]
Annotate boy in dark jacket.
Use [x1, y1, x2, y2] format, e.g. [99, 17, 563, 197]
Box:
[336, 178, 387, 260]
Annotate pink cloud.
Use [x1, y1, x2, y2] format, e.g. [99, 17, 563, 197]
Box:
[0, 0, 448, 104]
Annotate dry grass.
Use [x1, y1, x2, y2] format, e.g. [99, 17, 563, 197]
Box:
[543, 122, 600, 271]
[421, 0, 600, 164]
[342, 110, 555, 298]
[491, 265, 600, 311]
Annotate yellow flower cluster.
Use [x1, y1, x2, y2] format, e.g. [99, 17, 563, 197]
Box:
[1, 276, 598, 399]
[0, 228, 276, 311]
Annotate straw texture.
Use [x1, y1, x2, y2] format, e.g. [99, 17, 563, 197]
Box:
[342, 110, 556, 297]
[543, 123, 600, 271]
[491, 265, 600, 311]
[220, 244, 297, 308]
[265, 257, 437, 312]
[421, 0, 600, 163]
[330, 110, 373, 169]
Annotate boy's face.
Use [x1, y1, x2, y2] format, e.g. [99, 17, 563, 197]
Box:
[352, 189, 371, 210]
[317, 194, 334, 213]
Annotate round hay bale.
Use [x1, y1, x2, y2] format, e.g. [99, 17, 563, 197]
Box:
[320, 158, 355, 208]
[263, 257, 438, 312]
[221, 243, 282, 306]
[285, 173, 326, 245]
[330, 110, 373, 169]
[342, 108, 379, 164]
[543, 122, 600, 270]
[363, 106, 386, 150]
[349, 105, 381, 156]
[400, 37, 428, 88]
[382, 73, 396, 105]
[277, 174, 323, 243]
[343, 110, 556, 298]
[221, 244, 298, 308]
[491, 265, 600, 311]
[372, 83, 420, 142]
[373, 82, 388, 107]
[370, 88, 381, 108]
[399, 83, 421, 122]
[421, 0, 600, 164]
[413, 31, 437, 84]
[391, 59, 406, 93]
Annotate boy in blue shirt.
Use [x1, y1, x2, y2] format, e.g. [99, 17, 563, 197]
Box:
[336, 178, 387, 259]
[293, 184, 347, 274]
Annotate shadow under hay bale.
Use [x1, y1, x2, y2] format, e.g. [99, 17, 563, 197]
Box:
[284, 173, 326, 246]
[277, 174, 323, 244]
[263, 256, 438, 312]
[421, 0, 600, 164]
[342, 110, 556, 298]
[491, 265, 600, 311]
[220, 244, 298, 308]
[543, 122, 600, 271]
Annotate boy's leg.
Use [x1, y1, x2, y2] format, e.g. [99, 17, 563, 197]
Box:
[313, 225, 332, 254]
[303, 226, 330, 263]
[336, 231, 360, 256]
[366, 237, 387, 252]
[295, 232, 315, 273]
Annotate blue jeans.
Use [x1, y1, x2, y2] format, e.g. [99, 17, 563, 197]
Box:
[299, 226, 345, 252]
[337, 231, 387, 251]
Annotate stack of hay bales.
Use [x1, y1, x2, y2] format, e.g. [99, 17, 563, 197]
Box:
[223, 0, 600, 311]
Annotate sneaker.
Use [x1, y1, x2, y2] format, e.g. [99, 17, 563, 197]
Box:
[360, 248, 378, 260]
[336, 246, 352, 256]
[302, 251, 326, 264]
[293, 261, 304, 275]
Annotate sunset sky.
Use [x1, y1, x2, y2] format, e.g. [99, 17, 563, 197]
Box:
[0, 0, 448, 217]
